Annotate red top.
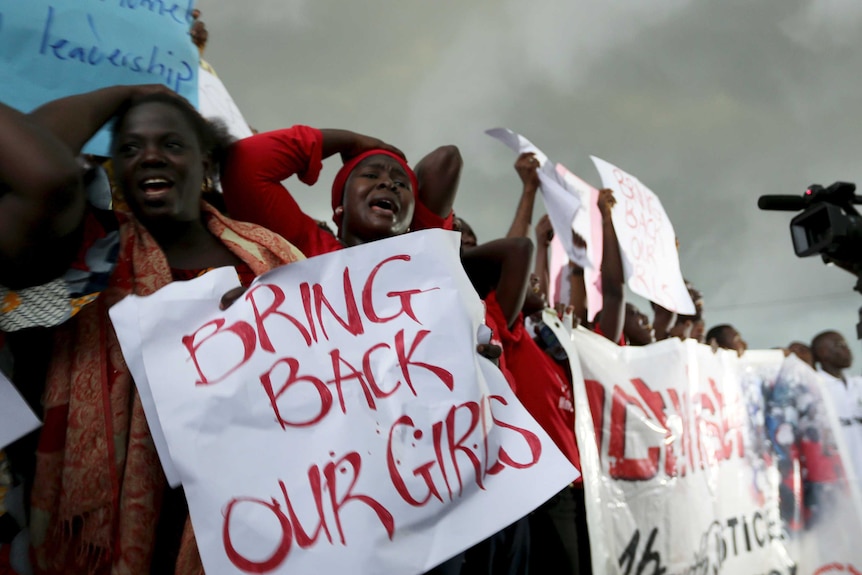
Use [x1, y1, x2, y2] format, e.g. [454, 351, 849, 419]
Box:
[221, 126, 452, 259]
[593, 322, 627, 346]
[482, 296, 517, 393]
[485, 292, 581, 474]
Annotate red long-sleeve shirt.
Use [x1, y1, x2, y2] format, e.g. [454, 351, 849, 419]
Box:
[221, 126, 451, 258]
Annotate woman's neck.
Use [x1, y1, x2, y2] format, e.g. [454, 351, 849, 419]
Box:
[146, 217, 242, 270]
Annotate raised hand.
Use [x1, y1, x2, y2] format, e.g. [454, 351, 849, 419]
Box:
[514, 152, 540, 190]
[536, 214, 554, 247]
[597, 188, 616, 219]
[342, 133, 405, 162]
[571, 230, 587, 250]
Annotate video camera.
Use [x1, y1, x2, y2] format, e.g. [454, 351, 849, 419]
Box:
[758, 182, 862, 266]
[759, 182, 862, 339]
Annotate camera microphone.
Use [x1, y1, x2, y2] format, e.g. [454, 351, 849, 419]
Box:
[757, 195, 808, 211]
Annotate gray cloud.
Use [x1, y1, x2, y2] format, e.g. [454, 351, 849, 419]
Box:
[198, 0, 862, 360]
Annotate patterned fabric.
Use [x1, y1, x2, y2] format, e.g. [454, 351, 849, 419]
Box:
[28, 202, 304, 575]
[0, 167, 120, 333]
[765, 357, 844, 532]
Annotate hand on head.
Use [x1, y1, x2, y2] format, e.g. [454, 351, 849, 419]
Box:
[340, 134, 405, 164]
[130, 83, 180, 102]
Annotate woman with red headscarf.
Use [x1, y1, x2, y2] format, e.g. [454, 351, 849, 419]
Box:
[220, 126, 460, 255]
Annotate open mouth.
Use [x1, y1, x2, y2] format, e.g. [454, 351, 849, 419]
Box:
[138, 177, 175, 200]
[369, 197, 398, 214]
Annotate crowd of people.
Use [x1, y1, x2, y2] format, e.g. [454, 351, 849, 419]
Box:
[1, 11, 860, 575]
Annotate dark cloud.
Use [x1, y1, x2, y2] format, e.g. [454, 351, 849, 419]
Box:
[198, 0, 862, 358]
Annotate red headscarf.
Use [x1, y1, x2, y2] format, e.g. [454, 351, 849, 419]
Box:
[330, 149, 419, 214]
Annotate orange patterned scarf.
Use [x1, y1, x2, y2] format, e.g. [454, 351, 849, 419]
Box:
[28, 203, 304, 574]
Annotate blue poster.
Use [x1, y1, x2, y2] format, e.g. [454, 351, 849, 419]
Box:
[0, 0, 200, 155]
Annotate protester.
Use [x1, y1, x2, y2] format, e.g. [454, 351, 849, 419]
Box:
[458, 228, 535, 575]
[453, 215, 478, 249]
[787, 341, 814, 367]
[220, 127, 461, 257]
[6, 8, 862, 571]
[467, 152, 588, 575]
[707, 323, 747, 356]
[623, 303, 655, 346]
[811, 330, 862, 480]
[673, 280, 705, 342]
[0, 101, 83, 293]
[4, 85, 306, 574]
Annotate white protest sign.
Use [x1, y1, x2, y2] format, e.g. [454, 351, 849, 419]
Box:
[111, 229, 577, 575]
[110, 267, 244, 488]
[0, 371, 41, 449]
[198, 65, 254, 141]
[486, 128, 592, 268]
[550, 327, 795, 574]
[590, 156, 694, 314]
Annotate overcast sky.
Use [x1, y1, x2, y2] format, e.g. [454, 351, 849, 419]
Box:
[198, 0, 862, 361]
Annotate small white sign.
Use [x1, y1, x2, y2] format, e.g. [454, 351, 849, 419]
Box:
[590, 156, 694, 314]
[0, 371, 41, 449]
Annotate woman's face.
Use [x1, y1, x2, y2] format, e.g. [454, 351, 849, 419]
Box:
[340, 154, 414, 242]
[112, 102, 207, 225]
[624, 303, 654, 346]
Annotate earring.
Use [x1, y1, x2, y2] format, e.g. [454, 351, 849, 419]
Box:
[202, 176, 213, 193]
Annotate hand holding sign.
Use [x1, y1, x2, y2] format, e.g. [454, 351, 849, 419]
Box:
[111, 230, 577, 575]
[0, 1, 200, 155]
[514, 152, 541, 191]
[486, 128, 593, 269]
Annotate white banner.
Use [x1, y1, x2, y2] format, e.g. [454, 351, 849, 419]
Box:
[768, 357, 862, 574]
[110, 229, 577, 575]
[558, 326, 795, 574]
[544, 320, 862, 575]
[590, 156, 694, 315]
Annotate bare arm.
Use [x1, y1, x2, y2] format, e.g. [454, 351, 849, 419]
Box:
[413, 145, 462, 218]
[462, 237, 534, 329]
[506, 152, 540, 239]
[0, 101, 83, 288]
[29, 84, 171, 152]
[597, 189, 625, 343]
[569, 267, 588, 325]
[320, 129, 404, 162]
[567, 231, 589, 323]
[534, 214, 553, 303]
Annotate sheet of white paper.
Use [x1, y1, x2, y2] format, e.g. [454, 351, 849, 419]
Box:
[0, 371, 40, 449]
[109, 266, 242, 488]
[556, 164, 604, 318]
[486, 128, 592, 269]
[198, 66, 254, 141]
[115, 230, 578, 575]
[590, 156, 695, 315]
